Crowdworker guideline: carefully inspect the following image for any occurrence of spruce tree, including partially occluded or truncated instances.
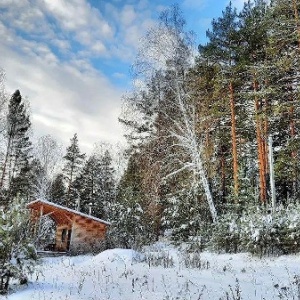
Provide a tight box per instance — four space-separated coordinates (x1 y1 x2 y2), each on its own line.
75 151 116 218
0 198 37 294
74 155 100 215
62 133 85 208
97 150 115 208
0 90 32 204
49 173 66 205
111 153 155 248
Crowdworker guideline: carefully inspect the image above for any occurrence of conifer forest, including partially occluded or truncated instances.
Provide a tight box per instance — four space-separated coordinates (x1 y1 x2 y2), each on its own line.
118 0 300 254
2 0 300 295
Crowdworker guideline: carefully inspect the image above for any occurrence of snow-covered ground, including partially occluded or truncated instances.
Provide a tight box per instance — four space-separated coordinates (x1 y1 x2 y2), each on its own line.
2 243 300 299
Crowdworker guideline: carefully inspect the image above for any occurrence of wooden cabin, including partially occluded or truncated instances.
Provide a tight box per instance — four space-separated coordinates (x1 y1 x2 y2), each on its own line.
27 199 110 254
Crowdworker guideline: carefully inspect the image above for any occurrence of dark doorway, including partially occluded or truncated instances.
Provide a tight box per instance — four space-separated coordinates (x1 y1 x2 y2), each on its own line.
67 229 72 250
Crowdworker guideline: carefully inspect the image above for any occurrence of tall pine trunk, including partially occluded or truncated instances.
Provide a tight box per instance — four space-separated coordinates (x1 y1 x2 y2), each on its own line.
291 0 299 195
229 81 239 200
254 77 267 204
293 0 300 48
220 145 226 204
289 105 297 195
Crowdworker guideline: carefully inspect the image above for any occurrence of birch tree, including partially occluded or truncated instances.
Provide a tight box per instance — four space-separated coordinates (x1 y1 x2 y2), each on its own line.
32 135 63 199
125 5 218 222
163 73 218 222
0 69 8 134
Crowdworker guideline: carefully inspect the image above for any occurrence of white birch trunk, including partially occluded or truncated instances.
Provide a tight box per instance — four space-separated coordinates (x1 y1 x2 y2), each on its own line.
268 135 276 212
170 78 218 223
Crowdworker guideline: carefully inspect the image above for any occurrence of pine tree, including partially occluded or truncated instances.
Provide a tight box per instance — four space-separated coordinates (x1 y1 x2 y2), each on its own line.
188 61 229 209
198 2 240 200
233 0 270 204
62 133 85 208
267 0 300 202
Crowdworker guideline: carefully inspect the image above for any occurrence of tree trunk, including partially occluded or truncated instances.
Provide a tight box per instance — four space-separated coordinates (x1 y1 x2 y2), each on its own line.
289 105 297 195
174 79 218 222
0 274 10 295
196 153 218 223
254 78 267 204
229 81 239 200
292 0 299 196
269 135 276 212
220 145 226 205
263 98 269 175
293 0 300 48
66 166 74 207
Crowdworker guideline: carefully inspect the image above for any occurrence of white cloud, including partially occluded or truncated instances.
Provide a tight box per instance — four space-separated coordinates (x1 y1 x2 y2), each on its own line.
43 0 90 31
91 42 107 55
113 72 126 79
0 0 163 153
103 1 157 58
0 42 125 153
0 2 53 37
51 39 71 52
42 0 114 50
120 5 137 26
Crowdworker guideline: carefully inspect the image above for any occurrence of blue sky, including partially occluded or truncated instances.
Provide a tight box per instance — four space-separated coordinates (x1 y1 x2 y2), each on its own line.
0 0 246 153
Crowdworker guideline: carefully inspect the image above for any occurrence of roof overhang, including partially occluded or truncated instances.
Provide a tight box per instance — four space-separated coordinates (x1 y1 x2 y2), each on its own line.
27 199 111 226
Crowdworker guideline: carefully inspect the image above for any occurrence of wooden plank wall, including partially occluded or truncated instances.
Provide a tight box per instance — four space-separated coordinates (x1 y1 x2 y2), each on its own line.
69 216 107 253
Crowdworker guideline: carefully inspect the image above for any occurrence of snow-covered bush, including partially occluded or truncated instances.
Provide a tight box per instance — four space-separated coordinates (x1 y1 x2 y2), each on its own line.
144 251 174 268
181 251 210 269
0 198 37 294
210 210 241 253
106 188 156 250
162 193 211 247
239 207 275 256
211 204 300 256
35 215 56 251
240 205 300 255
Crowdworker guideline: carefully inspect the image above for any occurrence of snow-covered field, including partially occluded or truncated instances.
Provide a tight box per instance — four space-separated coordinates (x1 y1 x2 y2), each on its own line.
2 243 300 299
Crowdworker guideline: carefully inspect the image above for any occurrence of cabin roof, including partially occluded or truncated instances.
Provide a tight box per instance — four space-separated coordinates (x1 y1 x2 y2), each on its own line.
27 199 111 226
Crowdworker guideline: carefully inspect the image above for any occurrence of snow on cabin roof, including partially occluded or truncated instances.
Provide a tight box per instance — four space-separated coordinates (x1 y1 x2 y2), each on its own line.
27 199 111 226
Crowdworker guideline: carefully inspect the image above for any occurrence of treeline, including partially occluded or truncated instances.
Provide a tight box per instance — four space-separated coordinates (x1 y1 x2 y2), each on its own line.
116 0 300 249
2 0 300 254
0 86 120 294
0 88 116 220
